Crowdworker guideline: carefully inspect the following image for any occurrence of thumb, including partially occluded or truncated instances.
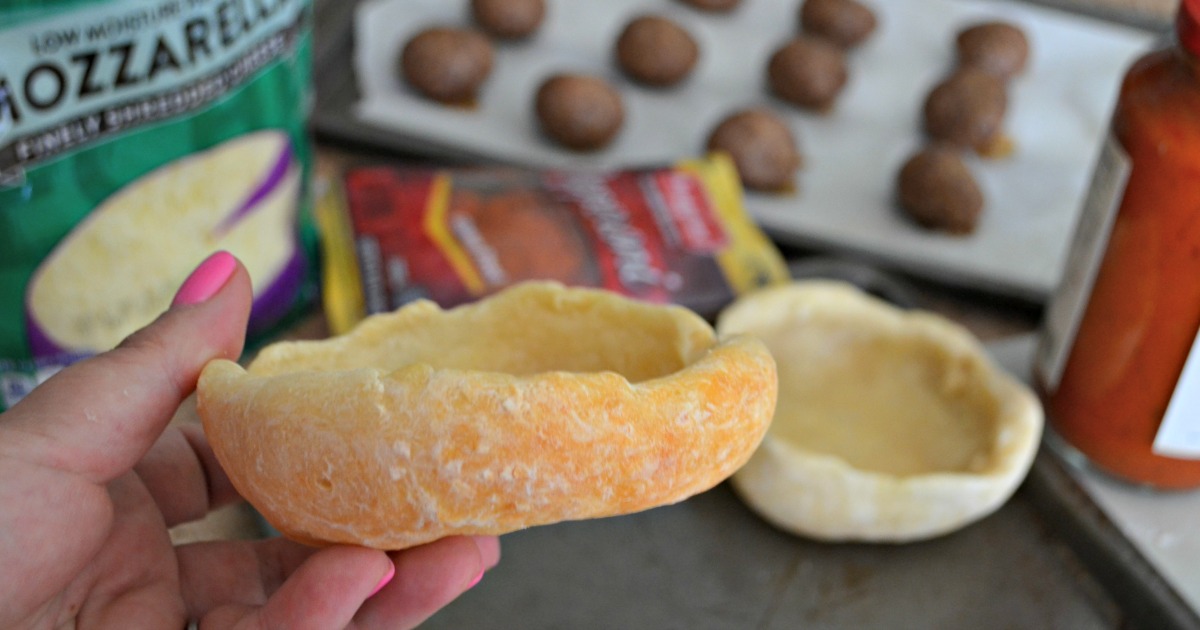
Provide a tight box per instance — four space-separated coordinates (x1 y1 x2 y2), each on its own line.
2 251 252 484
202 547 393 630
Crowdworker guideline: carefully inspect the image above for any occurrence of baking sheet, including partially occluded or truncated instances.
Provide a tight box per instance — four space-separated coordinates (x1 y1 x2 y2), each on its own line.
992 334 1200 626
351 0 1154 301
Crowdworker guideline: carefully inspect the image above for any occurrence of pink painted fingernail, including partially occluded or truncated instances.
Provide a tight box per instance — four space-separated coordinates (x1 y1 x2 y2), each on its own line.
369 562 396 598
172 251 237 307
467 568 484 590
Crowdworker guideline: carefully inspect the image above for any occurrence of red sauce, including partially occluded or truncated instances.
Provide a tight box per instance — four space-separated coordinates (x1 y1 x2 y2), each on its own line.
1039 4 1200 489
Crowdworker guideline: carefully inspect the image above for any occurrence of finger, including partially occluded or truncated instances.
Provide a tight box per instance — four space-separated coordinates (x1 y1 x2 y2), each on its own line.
356 536 486 629
183 543 390 630
177 537 313 617
179 534 495 629
179 536 379 618
2 252 251 484
472 535 502 571
135 423 241 527
255 546 391 630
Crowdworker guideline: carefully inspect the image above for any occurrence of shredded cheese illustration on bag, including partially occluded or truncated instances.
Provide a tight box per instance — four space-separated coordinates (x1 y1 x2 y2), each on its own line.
26 131 302 354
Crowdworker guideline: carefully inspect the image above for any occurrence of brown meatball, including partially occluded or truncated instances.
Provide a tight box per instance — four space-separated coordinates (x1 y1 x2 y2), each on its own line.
956 21 1030 80
677 0 742 12
768 36 848 112
922 67 1007 152
400 27 494 104
471 0 546 40
615 15 700 87
896 146 983 235
706 109 802 192
535 74 625 151
799 0 878 49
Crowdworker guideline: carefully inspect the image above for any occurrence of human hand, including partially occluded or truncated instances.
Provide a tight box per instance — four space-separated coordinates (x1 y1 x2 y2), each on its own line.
0 251 500 629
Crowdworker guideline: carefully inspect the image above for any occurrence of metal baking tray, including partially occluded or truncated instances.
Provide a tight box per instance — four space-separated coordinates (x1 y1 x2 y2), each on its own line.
306 2 1192 627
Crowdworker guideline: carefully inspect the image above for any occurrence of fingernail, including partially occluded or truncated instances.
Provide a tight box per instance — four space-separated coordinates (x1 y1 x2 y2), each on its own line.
467 568 484 590
172 251 237 307
369 561 396 598
471 535 501 570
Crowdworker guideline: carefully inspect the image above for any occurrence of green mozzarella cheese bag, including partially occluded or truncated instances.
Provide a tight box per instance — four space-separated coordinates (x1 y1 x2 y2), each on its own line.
0 0 319 409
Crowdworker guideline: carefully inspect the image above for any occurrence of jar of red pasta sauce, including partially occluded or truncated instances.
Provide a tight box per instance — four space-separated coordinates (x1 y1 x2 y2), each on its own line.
1034 0 1200 489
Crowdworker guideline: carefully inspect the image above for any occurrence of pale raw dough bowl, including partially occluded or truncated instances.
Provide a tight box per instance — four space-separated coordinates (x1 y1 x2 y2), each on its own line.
717 281 1043 543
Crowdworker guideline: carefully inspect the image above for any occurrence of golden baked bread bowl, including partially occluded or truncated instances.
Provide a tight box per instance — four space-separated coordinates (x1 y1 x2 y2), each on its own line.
717 281 1042 542
198 282 777 549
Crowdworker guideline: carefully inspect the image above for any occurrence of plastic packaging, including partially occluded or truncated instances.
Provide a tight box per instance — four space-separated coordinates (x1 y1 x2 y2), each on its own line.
318 153 789 334
0 0 319 371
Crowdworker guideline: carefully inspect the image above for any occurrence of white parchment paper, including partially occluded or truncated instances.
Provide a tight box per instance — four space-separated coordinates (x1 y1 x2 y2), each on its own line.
353 0 1154 300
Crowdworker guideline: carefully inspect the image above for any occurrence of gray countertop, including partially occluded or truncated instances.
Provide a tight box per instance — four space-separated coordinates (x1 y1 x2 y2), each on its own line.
423 482 1118 629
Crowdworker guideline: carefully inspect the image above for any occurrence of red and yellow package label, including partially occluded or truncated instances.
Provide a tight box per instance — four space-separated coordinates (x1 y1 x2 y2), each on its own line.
321 153 787 333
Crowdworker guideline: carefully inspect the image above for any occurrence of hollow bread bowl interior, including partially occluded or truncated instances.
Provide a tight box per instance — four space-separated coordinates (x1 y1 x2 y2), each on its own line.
717 280 1042 542
247 281 714 380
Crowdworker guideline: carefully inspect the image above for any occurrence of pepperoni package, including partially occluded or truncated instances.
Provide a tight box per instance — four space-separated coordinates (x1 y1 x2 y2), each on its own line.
319 154 789 333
